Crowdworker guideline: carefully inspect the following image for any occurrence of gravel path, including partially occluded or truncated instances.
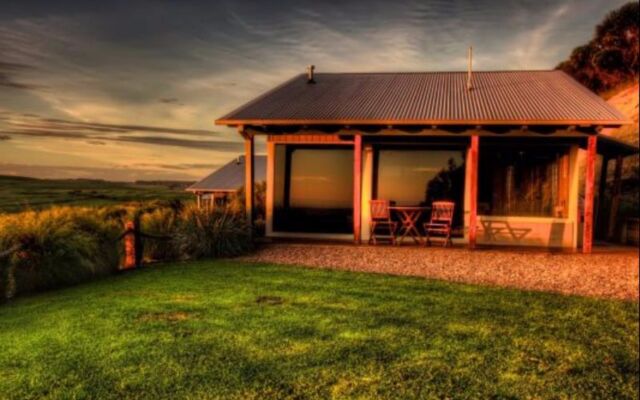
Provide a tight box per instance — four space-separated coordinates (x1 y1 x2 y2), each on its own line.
240 244 639 301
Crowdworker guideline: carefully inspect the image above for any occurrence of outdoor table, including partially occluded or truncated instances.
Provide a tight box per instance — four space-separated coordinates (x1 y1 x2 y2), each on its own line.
389 206 430 245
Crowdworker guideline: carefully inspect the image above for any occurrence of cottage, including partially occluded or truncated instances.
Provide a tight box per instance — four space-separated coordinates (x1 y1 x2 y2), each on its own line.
187 155 266 208
216 66 636 252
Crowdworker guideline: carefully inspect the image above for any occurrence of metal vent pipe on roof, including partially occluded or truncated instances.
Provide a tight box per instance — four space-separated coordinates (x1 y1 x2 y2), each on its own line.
306 65 315 84
467 46 473 91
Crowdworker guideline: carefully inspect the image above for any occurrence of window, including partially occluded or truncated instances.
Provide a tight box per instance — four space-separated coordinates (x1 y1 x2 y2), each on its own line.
374 148 466 228
274 146 353 233
478 146 570 217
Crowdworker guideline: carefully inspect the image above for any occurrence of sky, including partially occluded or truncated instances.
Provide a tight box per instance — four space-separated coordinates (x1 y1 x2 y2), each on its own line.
0 0 629 182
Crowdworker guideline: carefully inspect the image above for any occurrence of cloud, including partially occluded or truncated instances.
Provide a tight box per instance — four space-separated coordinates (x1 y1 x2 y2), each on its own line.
0 110 250 153
132 162 221 171
0 110 224 139
107 135 244 151
0 128 89 139
1 128 244 151
0 0 624 181
505 3 572 68
0 162 197 182
0 134 11 141
0 61 42 90
29 117 222 136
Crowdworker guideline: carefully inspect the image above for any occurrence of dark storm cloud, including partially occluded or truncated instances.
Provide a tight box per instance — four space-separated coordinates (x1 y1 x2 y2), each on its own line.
0 134 11 141
159 98 179 104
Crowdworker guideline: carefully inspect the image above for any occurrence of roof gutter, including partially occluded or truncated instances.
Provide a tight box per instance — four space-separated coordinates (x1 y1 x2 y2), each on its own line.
216 119 631 127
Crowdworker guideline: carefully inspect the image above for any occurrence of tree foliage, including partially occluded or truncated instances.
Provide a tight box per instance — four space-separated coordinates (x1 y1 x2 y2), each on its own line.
557 2 639 92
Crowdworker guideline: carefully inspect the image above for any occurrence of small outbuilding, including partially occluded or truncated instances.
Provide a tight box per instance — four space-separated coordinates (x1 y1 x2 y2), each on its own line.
187 155 266 208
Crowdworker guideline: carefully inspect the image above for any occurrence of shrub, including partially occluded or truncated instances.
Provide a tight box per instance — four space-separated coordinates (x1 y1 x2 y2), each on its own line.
174 204 252 259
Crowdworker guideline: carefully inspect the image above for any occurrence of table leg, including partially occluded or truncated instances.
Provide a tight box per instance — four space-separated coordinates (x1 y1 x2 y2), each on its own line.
398 211 423 245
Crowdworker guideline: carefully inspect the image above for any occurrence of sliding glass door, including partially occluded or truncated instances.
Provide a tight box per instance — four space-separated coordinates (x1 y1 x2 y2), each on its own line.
274 146 353 233
374 147 466 230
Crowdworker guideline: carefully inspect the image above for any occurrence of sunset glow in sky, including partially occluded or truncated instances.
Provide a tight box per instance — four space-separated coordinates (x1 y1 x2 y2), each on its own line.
0 0 628 181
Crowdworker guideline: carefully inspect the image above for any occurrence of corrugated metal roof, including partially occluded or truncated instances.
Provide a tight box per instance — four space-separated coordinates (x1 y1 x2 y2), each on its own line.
217 71 629 126
187 155 266 192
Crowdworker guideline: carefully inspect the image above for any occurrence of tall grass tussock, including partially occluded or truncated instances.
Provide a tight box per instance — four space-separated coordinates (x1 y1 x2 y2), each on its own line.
174 204 252 259
0 207 121 298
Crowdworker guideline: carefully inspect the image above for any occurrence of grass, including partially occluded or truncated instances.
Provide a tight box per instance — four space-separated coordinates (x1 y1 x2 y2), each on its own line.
0 261 637 399
0 175 192 213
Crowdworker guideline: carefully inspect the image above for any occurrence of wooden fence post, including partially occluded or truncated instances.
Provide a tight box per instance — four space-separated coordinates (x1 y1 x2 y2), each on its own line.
123 221 136 270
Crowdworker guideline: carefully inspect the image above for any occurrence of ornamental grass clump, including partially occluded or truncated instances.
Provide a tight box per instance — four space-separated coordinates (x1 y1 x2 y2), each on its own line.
0 207 120 299
140 206 181 261
174 204 252 259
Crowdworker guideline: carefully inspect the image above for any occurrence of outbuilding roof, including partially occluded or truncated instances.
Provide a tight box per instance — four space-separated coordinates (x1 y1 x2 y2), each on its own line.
217 70 629 126
187 155 267 193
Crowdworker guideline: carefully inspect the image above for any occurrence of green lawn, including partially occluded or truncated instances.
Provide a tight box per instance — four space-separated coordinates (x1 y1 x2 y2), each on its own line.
0 175 192 213
0 261 637 399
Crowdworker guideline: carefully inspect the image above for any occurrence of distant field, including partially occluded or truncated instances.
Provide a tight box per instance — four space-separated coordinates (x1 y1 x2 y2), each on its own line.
0 175 194 213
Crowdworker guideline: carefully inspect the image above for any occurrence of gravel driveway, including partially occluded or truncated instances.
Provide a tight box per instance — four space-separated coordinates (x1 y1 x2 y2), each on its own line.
240 243 639 301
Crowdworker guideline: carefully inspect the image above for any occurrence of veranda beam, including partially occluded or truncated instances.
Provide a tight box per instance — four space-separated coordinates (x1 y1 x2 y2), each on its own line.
583 135 597 253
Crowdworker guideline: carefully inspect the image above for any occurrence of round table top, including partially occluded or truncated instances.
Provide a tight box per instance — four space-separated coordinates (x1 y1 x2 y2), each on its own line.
388 206 430 211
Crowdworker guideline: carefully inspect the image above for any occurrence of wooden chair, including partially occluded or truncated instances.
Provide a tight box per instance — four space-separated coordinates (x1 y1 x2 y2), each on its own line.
369 200 398 245
424 201 455 247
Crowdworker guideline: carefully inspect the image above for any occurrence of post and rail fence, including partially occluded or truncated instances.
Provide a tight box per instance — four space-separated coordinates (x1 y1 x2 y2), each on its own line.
117 220 172 270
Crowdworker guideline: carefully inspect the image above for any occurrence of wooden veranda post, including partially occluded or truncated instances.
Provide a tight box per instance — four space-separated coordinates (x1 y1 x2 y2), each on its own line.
468 135 479 249
242 128 255 230
353 134 362 244
607 155 623 241
583 135 597 254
